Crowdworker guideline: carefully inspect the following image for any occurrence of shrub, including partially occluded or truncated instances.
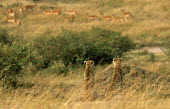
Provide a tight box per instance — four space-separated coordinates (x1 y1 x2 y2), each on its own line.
34 27 135 66
0 42 38 89
0 30 12 45
43 61 68 75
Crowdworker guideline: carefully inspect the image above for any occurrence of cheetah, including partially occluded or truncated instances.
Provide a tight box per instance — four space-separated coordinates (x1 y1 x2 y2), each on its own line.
110 58 123 88
81 60 97 101
105 58 123 100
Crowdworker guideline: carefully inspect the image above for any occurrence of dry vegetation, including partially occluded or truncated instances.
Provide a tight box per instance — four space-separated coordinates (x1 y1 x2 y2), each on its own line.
0 0 170 109
0 61 170 109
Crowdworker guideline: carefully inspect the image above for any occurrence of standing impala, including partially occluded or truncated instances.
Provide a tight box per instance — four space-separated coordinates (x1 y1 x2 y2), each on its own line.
121 9 133 21
112 16 124 23
100 13 113 21
43 9 53 15
65 11 77 16
52 9 61 15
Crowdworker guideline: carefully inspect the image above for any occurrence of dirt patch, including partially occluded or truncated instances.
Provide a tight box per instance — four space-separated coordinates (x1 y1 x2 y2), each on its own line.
133 46 165 54
144 47 164 53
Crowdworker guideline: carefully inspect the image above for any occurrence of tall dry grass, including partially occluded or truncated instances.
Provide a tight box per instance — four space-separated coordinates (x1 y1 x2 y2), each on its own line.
0 60 169 109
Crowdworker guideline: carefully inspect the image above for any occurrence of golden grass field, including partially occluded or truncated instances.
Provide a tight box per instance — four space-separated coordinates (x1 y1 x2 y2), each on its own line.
0 0 170 108
0 60 170 109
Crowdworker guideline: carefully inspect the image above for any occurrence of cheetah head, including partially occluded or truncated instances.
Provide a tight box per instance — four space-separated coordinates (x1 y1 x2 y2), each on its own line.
113 58 122 67
84 60 94 68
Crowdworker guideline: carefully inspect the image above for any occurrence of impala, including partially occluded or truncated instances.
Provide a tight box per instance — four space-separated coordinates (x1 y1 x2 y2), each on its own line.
65 11 77 16
64 16 73 22
100 13 113 21
43 9 53 15
112 16 124 23
121 9 133 21
52 9 61 15
25 4 37 11
87 15 97 21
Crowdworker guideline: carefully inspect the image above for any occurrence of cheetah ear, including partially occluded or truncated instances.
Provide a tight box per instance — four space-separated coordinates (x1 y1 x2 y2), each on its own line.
84 61 86 64
92 61 94 65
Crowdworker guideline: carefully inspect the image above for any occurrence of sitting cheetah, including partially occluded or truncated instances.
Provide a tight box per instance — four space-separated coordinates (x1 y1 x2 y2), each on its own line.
105 58 123 100
81 60 97 101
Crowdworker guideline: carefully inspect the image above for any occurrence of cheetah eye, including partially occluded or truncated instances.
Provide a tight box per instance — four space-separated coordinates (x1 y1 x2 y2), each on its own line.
91 61 94 65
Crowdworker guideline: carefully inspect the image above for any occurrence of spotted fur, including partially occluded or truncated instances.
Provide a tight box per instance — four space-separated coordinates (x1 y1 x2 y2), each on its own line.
110 58 122 87
105 58 123 100
82 60 96 101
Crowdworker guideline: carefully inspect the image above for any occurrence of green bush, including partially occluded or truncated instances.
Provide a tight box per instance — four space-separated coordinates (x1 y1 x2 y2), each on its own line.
0 42 38 89
43 61 68 75
34 27 135 66
0 30 12 45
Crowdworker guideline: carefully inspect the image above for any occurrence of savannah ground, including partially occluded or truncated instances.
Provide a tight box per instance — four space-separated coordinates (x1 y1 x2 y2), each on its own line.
0 0 170 109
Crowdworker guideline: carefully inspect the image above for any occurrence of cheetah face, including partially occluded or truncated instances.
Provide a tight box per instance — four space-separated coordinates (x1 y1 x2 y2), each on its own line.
113 58 122 67
84 60 94 68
